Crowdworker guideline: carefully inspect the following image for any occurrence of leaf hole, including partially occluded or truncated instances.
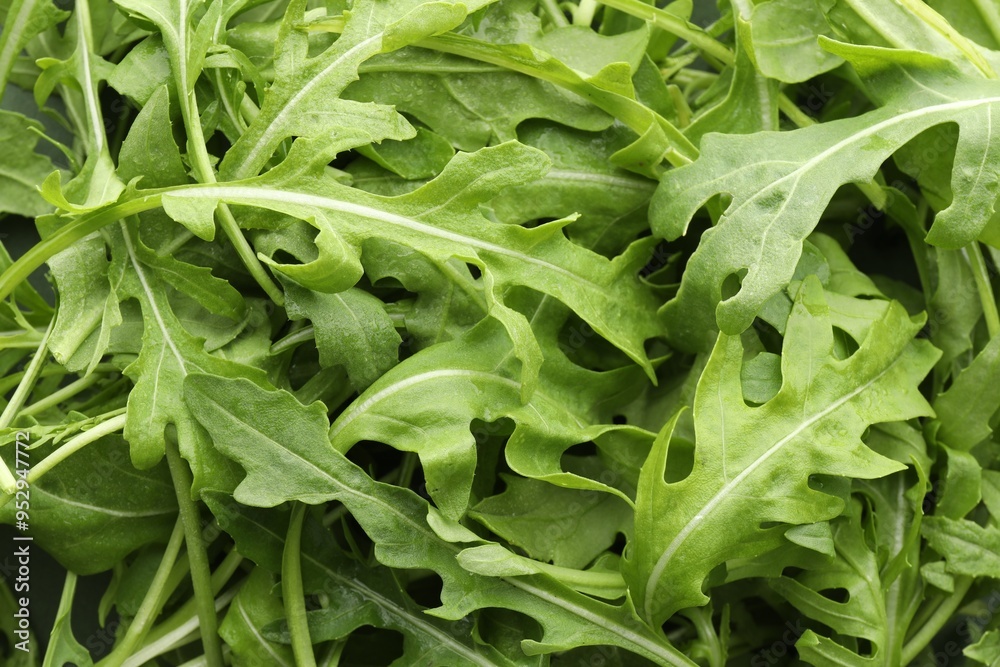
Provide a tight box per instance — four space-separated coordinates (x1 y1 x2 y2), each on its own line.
857 638 873 657
831 326 859 360
405 572 444 609
562 441 598 458
477 608 543 648
345 440 403 483
663 436 695 484
612 414 627 425
720 268 748 302
817 587 850 604
465 262 483 280
268 249 300 265
340 626 404 665
609 531 627 556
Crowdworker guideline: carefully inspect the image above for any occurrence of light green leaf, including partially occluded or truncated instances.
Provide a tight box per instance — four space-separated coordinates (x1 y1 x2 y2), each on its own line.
934 334 1000 450
327 316 648 518
108 221 268 491
624 279 937 624
935 445 982 520
282 280 400 391
47 232 122 374
163 141 662 381
966 629 1000 667
218 567 295 667
0 0 67 100
654 63 1000 350
489 123 656 257
117 85 188 190
220 0 499 180
746 0 843 83
923 517 1000 578
471 471 632 569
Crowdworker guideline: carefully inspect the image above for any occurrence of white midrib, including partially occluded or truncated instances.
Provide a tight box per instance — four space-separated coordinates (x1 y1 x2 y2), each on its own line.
883 477 908 659
176 0 189 99
330 369 485 440
643 355 901 620
235 597 293 667
169 186 591 286
120 223 187 372
328 368 586 442
235 34 383 178
545 169 656 191
725 95 1000 225
36 487 175 518
507 579 695 667
77 11 104 154
333 575 499 666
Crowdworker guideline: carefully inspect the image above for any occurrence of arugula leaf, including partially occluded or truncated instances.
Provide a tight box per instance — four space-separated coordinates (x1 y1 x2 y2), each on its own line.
185 373 697 666
624 278 937 624
206 495 527 667
0 111 57 216
655 59 1000 350
6 0 1000 662
0 0 67 99
217 567 296 667
0 435 176 574
162 140 662 382
219 0 497 180
281 280 400 392
107 221 268 490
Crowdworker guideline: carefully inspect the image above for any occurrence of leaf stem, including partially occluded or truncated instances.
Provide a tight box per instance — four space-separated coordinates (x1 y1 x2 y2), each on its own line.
683 607 725 667
123 587 238 667
539 0 569 27
43 571 81 666
19 372 104 418
0 319 53 493
897 0 997 79
595 0 734 65
0 319 53 429
97 518 187 667
283 503 317 667
270 325 316 356
573 0 598 26
0 193 163 304
174 31 284 306
965 242 1000 338
900 576 973 664
531 560 626 596
134 549 244 658
28 412 127 483
165 434 225 667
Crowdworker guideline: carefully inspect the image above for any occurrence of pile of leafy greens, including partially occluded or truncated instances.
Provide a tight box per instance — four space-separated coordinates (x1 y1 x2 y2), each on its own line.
4 0 1000 664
